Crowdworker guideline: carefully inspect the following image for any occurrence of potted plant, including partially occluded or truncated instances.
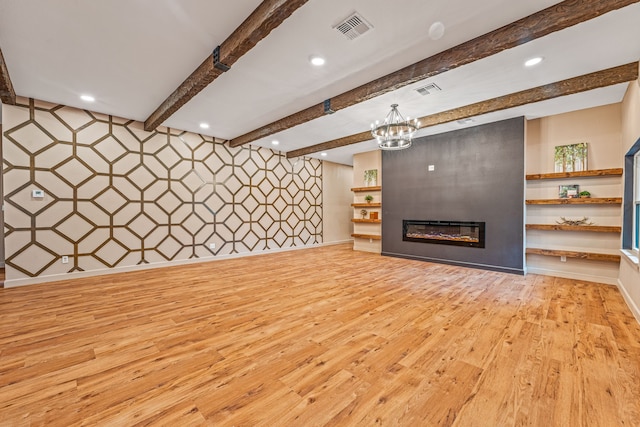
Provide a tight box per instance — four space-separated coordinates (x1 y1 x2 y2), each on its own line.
364 195 374 203
360 209 368 219
579 190 591 198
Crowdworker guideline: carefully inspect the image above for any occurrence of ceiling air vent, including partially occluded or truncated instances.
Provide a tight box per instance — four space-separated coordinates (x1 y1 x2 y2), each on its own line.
415 83 442 96
334 12 373 40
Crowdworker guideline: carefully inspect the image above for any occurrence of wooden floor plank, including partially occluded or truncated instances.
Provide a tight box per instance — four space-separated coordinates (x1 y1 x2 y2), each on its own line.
0 244 639 425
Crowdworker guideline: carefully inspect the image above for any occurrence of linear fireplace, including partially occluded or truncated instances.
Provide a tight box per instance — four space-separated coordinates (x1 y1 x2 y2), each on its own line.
403 220 485 248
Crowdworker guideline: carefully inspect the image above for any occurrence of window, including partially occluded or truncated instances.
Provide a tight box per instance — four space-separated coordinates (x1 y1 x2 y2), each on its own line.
623 138 640 254
634 152 640 252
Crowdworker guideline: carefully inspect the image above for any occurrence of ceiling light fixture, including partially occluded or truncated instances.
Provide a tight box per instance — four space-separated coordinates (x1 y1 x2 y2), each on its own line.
310 55 326 66
80 94 95 102
321 152 327 157
371 104 418 150
199 123 210 129
271 140 279 145
524 56 543 67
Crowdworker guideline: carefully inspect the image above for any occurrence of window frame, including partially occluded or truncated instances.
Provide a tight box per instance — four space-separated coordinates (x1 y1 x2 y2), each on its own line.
623 138 640 255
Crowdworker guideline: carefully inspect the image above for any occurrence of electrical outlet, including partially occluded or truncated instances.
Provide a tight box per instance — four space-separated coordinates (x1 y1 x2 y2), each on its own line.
209 243 216 250
428 165 435 171
62 256 69 264
560 255 567 262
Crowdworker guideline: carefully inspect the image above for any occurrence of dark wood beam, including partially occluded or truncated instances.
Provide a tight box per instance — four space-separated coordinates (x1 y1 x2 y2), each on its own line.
231 0 640 148
286 62 638 158
0 45 16 105
144 0 309 131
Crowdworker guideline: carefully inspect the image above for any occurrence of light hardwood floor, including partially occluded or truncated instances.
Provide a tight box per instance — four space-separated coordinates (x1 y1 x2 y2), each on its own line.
1 244 639 426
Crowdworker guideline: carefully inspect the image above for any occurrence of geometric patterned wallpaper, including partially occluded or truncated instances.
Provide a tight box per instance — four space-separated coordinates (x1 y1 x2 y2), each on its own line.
2 98 322 280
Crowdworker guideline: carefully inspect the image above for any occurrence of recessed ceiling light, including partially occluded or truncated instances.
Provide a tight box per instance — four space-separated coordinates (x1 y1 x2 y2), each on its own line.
199 123 210 129
80 94 95 102
524 57 543 67
320 152 328 157
271 140 279 145
310 56 326 66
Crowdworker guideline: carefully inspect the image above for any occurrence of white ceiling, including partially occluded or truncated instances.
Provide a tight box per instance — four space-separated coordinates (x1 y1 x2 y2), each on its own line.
1 0 639 165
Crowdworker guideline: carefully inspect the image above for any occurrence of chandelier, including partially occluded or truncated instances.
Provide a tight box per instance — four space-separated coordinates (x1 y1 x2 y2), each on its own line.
371 104 419 150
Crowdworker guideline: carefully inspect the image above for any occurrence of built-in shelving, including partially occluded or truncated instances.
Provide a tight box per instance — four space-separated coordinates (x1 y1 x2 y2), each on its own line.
351 202 382 208
526 224 621 233
525 165 623 277
352 219 382 223
525 168 623 180
351 233 381 240
350 186 382 192
525 197 622 205
526 248 620 263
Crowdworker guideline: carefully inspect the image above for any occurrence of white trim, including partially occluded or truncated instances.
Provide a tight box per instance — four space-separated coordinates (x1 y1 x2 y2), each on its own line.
526 267 618 285
620 249 640 270
3 243 328 288
617 278 640 325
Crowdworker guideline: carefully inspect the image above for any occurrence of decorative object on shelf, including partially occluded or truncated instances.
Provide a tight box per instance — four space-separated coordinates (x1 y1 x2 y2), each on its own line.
579 190 591 198
556 216 594 226
554 142 588 172
360 209 368 219
364 194 374 203
370 211 379 220
364 169 378 186
371 104 418 150
558 184 579 198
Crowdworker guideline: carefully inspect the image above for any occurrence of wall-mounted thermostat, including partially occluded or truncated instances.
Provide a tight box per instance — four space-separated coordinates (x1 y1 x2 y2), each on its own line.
32 189 45 198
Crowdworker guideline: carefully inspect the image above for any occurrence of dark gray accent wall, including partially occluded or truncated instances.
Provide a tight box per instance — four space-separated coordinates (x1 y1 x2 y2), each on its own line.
382 117 525 274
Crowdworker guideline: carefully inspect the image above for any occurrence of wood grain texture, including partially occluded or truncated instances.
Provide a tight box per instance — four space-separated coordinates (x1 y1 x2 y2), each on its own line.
526 247 621 262
233 0 640 148
351 186 382 192
144 0 309 131
0 46 16 105
350 233 382 240
526 197 622 205
351 219 382 223
1 244 638 425
526 224 621 233
287 63 639 158
526 168 623 180
351 202 382 208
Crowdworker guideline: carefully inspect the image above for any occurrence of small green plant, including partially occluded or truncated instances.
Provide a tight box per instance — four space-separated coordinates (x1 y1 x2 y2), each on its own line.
579 190 591 198
364 195 374 203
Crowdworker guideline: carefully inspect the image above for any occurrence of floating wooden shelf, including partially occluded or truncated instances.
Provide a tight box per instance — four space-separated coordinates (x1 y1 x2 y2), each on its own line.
525 197 622 205
526 248 620 262
351 233 382 240
526 224 621 233
351 202 382 208
526 168 623 180
352 219 382 223
351 186 382 192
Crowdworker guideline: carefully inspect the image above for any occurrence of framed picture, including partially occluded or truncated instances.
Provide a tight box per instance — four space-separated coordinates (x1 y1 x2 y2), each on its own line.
554 143 588 172
559 184 579 198
364 169 378 186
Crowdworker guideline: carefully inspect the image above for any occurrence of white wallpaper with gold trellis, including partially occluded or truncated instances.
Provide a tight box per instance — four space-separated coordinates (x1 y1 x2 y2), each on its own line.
2 98 322 281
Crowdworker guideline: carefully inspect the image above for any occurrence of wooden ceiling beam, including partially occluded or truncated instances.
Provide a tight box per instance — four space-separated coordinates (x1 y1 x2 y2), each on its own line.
0 45 16 105
286 62 639 158
231 0 640 148
144 0 309 131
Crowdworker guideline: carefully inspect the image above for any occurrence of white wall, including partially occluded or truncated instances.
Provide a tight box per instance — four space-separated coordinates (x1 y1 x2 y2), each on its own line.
525 104 623 284
619 77 640 323
322 161 353 244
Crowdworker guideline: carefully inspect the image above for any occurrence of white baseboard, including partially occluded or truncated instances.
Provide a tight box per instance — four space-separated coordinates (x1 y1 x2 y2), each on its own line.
617 279 640 325
526 267 618 285
3 243 328 288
